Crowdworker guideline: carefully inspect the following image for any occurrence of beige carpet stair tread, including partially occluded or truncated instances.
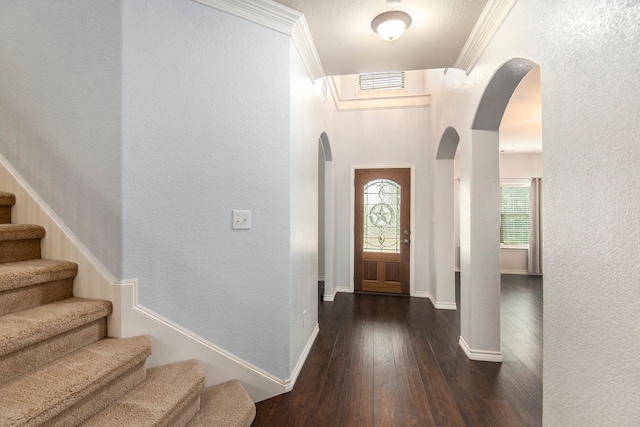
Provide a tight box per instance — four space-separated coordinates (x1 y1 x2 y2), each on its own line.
0 192 16 206
0 297 112 356
0 335 152 426
83 359 206 427
0 317 107 386
0 223 45 241
0 259 78 292
0 190 252 427
186 380 256 427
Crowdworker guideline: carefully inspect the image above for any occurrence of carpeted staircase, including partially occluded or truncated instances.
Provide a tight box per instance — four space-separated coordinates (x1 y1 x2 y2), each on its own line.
0 191 256 426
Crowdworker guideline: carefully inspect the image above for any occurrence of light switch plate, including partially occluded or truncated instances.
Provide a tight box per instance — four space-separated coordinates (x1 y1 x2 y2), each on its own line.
232 210 251 230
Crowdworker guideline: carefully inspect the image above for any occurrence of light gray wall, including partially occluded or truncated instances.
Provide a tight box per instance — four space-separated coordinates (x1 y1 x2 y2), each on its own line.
318 144 325 278
500 153 542 178
0 0 123 276
429 0 640 424
332 107 431 294
453 153 543 273
288 41 333 372
122 0 293 379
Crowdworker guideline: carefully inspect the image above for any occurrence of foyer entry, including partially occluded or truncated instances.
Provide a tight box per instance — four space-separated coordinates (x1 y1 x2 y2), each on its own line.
354 168 410 295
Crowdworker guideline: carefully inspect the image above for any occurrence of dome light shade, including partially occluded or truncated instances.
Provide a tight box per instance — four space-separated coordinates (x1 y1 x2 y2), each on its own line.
371 11 412 41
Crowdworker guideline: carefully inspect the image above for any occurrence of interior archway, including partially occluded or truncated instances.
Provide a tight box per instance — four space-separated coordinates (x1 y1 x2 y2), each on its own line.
432 127 460 309
458 58 539 362
318 132 335 301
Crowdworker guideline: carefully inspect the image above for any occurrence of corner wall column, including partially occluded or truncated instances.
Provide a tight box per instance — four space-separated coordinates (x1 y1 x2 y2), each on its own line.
434 159 456 308
459 129 502 361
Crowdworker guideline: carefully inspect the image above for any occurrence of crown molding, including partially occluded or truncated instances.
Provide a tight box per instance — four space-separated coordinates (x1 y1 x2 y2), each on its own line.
291 15 325 81
192 0 325 81
454 0 518 74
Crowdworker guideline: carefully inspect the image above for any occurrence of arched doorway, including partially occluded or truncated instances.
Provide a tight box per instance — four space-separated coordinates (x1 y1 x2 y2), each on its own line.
432 127 460 309
459 58 540 362
318 132 335 301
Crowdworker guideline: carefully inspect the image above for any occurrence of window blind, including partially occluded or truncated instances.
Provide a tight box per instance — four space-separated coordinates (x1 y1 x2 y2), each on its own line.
359 71 405 92
500 186 530 245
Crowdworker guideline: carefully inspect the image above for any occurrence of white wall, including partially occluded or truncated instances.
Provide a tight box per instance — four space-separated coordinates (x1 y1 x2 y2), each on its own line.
122 0 294 380
501 153 543 274
429 0 640 424
454 153 542 274
453 153 543 273
318 144 325 278
0 0 123 276
288 41 334 375
500 153 542 178
332 107 431 295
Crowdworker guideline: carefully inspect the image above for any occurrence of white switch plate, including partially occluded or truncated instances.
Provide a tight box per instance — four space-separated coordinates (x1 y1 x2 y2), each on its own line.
232 210 251 230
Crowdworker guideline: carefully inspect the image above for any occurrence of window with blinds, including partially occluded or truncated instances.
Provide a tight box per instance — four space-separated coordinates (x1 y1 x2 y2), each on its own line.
500 186 530 245
359 71 405 92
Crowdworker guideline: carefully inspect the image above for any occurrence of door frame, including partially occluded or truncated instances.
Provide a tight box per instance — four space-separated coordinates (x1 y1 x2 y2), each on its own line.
349 164 416 296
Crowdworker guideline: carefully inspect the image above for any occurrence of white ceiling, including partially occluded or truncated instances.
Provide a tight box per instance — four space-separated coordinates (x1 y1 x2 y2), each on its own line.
270 0 541 154
500 66 543 153
273 0 489 76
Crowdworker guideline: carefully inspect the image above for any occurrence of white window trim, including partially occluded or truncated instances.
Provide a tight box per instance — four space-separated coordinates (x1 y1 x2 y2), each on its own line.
500 179 531 247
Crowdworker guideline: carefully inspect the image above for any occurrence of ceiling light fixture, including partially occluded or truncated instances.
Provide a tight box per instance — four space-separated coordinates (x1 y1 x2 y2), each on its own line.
371 10 412 42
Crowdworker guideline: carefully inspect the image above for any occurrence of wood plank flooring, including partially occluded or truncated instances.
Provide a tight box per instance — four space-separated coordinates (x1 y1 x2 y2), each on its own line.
253 274 542 426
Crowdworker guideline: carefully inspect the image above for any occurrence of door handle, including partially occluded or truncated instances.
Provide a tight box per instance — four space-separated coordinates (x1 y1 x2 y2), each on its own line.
402 239 410 244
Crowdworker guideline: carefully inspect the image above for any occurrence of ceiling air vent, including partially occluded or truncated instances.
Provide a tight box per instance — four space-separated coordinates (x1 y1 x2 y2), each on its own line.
359 71 405 92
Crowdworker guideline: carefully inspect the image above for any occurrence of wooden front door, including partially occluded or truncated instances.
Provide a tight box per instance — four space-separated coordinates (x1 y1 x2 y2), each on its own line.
355 168 410 295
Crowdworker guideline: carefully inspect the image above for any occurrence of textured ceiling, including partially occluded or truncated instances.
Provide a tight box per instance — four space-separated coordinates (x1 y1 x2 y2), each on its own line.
273 0 489 76
271 0 541 153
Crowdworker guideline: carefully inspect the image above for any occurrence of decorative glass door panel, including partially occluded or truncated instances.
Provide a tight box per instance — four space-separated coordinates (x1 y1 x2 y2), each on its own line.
364 179 401 253
355 169 410 295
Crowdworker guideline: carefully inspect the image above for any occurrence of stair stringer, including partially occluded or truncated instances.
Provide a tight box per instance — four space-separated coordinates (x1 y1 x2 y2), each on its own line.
0 153 121 332
117 281 286 402
0 152 286 403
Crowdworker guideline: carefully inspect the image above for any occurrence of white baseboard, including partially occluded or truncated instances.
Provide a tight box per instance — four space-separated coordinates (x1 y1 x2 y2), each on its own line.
323 284 341 302
335 286 351 294
285 323 319 392
501 269 530 275
459 336 503 362
117 281 286 402
0 153 289 403
413 290 431 299
414 291 457 310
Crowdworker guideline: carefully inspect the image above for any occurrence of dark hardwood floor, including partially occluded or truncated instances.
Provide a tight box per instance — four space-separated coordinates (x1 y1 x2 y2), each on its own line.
253 274 542 426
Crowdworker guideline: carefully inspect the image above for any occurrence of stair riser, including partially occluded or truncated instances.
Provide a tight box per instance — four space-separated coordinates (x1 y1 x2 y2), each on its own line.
0 206 11 224
171 395 202 427
0 240 41 263
0 318 107 386
46 362 148 427
0 278 74 316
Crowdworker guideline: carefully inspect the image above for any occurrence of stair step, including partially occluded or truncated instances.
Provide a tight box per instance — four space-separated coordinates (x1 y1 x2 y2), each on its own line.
0 297 111 357
0 224 45 263
185 380 256 427
0 335 152 426
83 359 206 427
0 259 77 316
0 316 108 386
0 192 16 224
